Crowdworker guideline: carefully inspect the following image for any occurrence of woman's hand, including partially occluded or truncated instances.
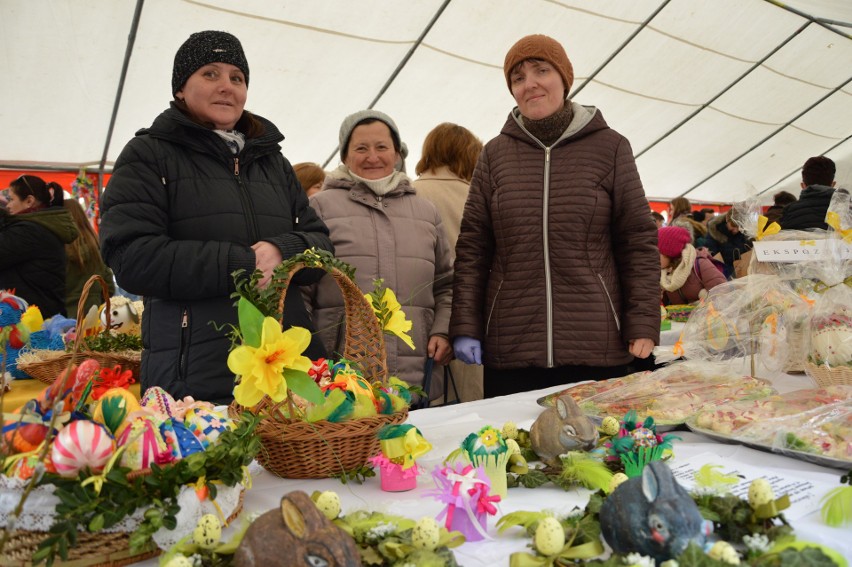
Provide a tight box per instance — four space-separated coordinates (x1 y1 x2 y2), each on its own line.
251 241 283 289
629 338 655 359
428 335 453 366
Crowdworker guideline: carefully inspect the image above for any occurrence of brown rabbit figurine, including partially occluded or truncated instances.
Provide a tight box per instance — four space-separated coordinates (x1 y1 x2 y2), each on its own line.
234 490 361 567
530 394 599 466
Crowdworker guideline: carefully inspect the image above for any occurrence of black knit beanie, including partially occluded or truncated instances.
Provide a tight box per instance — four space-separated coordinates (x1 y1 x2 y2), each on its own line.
172 31 249 95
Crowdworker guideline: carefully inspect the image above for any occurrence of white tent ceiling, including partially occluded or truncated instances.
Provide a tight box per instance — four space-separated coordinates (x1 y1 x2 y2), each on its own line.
2 0 851 204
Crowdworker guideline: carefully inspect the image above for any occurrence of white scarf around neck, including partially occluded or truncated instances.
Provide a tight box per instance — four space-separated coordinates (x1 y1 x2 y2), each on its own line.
348 169 406 196
660 243 697 292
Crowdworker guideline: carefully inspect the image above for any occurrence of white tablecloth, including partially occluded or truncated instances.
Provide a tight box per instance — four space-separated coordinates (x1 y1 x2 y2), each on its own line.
135 370 851 565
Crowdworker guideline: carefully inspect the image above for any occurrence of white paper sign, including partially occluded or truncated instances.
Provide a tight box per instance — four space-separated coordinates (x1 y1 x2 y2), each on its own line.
669 452 836 521
753 239 852 263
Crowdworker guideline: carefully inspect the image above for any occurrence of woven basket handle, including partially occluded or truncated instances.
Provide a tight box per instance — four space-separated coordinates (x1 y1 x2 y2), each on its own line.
275 262 388 384
76 274 112 336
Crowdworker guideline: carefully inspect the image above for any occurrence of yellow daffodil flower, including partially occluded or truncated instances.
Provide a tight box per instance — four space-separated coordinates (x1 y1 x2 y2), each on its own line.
366 286 415 350
227 318 312 407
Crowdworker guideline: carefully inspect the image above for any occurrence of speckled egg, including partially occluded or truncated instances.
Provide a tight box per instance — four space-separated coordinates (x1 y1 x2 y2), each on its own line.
810 315 852 367
630 427 658 448
600 416 620 437
192 513 222 549
314 491 341 520
708 540 741 564
51 420 115 478
411 517 441 551
534 516 565 556
609 472 629 493
92 388 141 437
163 556 194 567
748 478 775 509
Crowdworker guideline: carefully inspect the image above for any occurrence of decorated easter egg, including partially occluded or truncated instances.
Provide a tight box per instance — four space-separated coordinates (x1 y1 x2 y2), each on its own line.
163 556 194 567
534 516 565 556
630 427 658 448
160 419 204 460
92 388 141 437
51 420 115 478
117 417 173 470
411 517 441 551
609 472 629 493
193 514 222 549
184 408 233 447
140 386 177 419
810 314 852 367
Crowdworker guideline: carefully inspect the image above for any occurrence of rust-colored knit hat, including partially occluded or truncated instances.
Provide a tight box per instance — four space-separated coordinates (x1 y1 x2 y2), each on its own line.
503 34 574 96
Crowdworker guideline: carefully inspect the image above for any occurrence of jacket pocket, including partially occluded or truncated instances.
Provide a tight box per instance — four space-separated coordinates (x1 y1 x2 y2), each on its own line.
485 279 504 337
177 306 191 382
596 273 620 332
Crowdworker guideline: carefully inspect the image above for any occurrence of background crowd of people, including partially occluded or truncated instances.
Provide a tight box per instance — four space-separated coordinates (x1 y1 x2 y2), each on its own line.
2 29 846 408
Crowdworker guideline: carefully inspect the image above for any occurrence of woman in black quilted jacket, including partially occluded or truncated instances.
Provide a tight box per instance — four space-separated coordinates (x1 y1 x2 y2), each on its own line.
100 31 333 404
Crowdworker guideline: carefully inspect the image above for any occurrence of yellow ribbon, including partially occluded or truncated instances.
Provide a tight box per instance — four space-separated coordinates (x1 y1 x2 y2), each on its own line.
799 240 816 246
826 211 852 243
380 427 432 469
756 215 781 241
753 494 791 521
2 442 45 477
509 539 605 566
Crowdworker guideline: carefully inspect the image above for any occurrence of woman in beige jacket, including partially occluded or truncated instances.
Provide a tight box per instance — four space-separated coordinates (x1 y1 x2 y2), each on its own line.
413 123 484 402
308 110 454 398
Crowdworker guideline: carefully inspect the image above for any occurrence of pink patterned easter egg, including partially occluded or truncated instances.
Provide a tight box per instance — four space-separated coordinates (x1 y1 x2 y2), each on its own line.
51 420 116 478
117 417 174 470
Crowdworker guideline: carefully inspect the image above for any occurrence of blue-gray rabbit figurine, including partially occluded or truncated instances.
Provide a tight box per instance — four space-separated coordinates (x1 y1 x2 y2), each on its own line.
599 461 711 563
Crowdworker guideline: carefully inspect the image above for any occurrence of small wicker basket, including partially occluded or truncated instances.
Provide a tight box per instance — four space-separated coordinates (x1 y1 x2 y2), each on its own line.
804 361 852 387
17 276 141 384
229 261 408 479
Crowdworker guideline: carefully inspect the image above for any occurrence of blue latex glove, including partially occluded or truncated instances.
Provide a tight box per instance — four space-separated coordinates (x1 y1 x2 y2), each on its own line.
453 336 482 365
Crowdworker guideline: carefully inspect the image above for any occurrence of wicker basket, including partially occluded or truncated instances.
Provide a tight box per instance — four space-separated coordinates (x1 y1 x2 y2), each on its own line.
17 275 141 384
804 361 852 387
1 488 245 567
230 262 408 479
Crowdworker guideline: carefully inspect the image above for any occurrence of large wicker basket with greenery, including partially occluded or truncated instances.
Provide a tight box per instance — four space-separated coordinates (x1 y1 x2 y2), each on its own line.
228 251 409 479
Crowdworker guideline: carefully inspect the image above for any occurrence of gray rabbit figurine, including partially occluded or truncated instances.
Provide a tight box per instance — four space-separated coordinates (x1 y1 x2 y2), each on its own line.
599 461 711 563
530 394 599 466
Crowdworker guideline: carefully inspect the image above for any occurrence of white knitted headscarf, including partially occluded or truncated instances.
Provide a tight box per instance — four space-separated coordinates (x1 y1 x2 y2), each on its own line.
660 243 697 292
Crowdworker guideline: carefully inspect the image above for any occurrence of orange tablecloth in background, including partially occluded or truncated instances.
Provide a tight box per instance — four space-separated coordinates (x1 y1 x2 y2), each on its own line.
3 379 141 411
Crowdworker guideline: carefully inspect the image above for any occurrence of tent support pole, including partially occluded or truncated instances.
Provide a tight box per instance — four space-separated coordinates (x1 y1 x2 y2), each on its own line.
322 0 452 169
96 0 145 213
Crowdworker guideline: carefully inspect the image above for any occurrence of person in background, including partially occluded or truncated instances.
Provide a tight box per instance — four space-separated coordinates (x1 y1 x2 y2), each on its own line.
0 175 78 317
293 162 326 198
413 122 484 401
667 196 705 243
307 110 454 398
689 210 709 249
651 211 665 229
451 34 659 398
779 156 837 230
63 199 115 317
658 226 726 305
100 31 333 404
764 190 797 225
705 209 752 279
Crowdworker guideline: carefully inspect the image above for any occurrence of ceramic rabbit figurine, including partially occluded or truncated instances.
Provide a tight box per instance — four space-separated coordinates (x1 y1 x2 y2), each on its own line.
234 490 360 567
599 461 710 563
530 393 599 466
